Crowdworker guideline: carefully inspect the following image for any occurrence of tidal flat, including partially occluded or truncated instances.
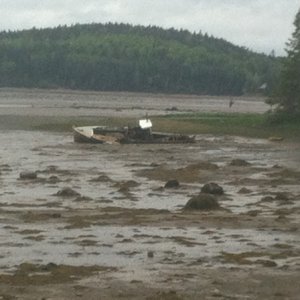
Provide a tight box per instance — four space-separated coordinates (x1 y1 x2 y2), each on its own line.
0 88 299 299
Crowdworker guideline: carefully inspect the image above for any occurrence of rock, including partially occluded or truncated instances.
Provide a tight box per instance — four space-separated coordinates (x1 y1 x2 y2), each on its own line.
261 196 274 202
0 164 12 172
257 259 277 267
185 194 220 210
166 106 178 111
122 180 140 188
201 183 224 195
238 187 252 194
230 159 250 166
164 179 180 189
275 192 289 201
47 175 61 183
51 213 61 218
19 171 37 180
272 164 282 169
89 175 112 183
42 262 58 271
56 187 80 197
147 251 154 258
246 210 261 217
114 180 140 190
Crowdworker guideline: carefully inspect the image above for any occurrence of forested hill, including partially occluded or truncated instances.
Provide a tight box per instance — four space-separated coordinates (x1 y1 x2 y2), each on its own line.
0 23 281 95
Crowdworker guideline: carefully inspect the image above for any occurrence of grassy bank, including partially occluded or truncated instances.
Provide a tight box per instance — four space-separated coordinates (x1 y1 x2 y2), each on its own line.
154 112 300 140
1 112 299 140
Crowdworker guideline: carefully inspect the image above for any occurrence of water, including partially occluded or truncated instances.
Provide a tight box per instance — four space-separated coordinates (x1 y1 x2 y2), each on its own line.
0 89 299 283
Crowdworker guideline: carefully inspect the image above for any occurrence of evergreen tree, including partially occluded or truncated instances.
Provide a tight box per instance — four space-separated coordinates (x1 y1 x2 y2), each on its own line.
275 9 300 112
0 23 280 96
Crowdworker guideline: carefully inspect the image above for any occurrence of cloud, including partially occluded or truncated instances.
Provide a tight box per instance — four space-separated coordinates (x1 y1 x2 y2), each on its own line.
0 0 299 55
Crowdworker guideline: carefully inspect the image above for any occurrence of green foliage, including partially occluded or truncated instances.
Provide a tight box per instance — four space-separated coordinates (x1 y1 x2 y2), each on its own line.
161 112 299 139
0 23 280 95
1 111 298 139
272 9 300 112
266 111 300 126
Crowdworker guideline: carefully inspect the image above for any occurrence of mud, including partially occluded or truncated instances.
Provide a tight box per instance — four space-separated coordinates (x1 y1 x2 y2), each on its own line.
0 89 299 299
0 88 269 119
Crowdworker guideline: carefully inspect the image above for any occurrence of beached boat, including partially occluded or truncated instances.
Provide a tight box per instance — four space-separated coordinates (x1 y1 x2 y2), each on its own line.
73 119 195 144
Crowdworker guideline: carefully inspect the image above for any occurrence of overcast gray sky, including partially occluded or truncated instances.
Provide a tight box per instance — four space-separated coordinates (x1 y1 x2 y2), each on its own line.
0 0 299 56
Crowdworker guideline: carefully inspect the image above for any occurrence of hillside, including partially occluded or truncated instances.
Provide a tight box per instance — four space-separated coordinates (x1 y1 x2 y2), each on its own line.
0 23 281 95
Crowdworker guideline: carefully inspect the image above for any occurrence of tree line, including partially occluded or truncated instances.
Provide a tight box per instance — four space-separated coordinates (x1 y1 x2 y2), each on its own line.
0 23 281 96
270 8 300 114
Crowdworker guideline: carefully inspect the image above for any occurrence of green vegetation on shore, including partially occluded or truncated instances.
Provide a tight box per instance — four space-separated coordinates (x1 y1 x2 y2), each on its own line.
0 23 280 95
1 112 298 140
156 112 300 139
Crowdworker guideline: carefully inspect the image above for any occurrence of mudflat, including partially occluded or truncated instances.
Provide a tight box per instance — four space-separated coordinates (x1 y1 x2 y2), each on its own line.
0 89 299 299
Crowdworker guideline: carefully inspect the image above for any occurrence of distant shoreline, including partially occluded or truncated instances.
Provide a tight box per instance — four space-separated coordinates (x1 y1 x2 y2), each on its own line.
0 87 266 103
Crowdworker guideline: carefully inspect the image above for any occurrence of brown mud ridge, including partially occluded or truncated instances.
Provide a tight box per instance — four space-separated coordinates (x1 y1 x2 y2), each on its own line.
0 129 299 299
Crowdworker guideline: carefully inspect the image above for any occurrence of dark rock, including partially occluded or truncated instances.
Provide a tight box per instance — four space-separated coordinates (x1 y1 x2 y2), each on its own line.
56 187 80 197
201 183 224 195
19 171 37 180
147 251 154 258
122 180 140 188
246 210 261 217
277 200 294 207
272 164 282 169
275 192 289 201
47 175 61 183
185 194 220 210
89 175 112 183
51 213 61 218
150 163 160 167
238 187 252 194
164 179 180 189
0 164 12 172
257 259 277 267
42 262 58 271
166 106 178 111
114 180 140 190
261 196 274 202
230 159 250 166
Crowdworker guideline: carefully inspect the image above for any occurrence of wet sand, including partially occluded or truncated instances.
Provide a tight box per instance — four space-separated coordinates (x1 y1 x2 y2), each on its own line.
0 88 269 118
0 89 299 299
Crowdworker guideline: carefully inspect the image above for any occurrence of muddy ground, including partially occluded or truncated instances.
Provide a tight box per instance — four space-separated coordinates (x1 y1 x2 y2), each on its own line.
0 89 299 299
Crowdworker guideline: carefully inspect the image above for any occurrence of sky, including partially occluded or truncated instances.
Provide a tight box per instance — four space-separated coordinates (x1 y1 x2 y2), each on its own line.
0 0 299 56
